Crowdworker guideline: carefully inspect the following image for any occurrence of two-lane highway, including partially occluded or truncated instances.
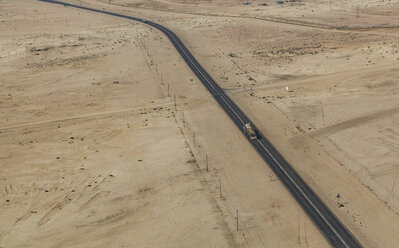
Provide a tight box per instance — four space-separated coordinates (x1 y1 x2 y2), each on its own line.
38 1 363 247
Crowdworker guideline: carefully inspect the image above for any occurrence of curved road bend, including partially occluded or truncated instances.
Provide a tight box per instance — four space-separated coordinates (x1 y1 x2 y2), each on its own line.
38 1 363 247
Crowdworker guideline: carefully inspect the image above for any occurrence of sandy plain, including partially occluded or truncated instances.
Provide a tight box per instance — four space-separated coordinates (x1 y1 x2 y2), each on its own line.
1 0 399 247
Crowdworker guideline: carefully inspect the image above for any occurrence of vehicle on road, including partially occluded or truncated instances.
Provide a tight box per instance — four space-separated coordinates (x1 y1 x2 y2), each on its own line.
243 123 257 140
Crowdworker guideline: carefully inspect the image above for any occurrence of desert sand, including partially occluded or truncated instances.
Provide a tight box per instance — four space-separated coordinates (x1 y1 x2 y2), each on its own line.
1 0 399 247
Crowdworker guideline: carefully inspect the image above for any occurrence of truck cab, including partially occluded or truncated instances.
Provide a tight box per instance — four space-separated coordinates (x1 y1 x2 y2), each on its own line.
243 123 257 140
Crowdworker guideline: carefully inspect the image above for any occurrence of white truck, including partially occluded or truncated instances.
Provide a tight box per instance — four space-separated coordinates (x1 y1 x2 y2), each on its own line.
243 123 257 140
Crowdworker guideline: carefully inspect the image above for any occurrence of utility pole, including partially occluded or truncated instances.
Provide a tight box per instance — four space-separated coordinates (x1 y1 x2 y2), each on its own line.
219 179 222 198
206 155 209 172
174 94 176 110
236 209 239 231
167 84 170 97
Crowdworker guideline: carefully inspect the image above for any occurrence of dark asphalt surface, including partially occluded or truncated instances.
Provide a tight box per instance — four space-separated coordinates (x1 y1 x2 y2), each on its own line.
38 1 364 247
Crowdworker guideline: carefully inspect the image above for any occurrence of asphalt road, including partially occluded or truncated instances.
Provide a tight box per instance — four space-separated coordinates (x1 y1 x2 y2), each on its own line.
38 1 364 247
